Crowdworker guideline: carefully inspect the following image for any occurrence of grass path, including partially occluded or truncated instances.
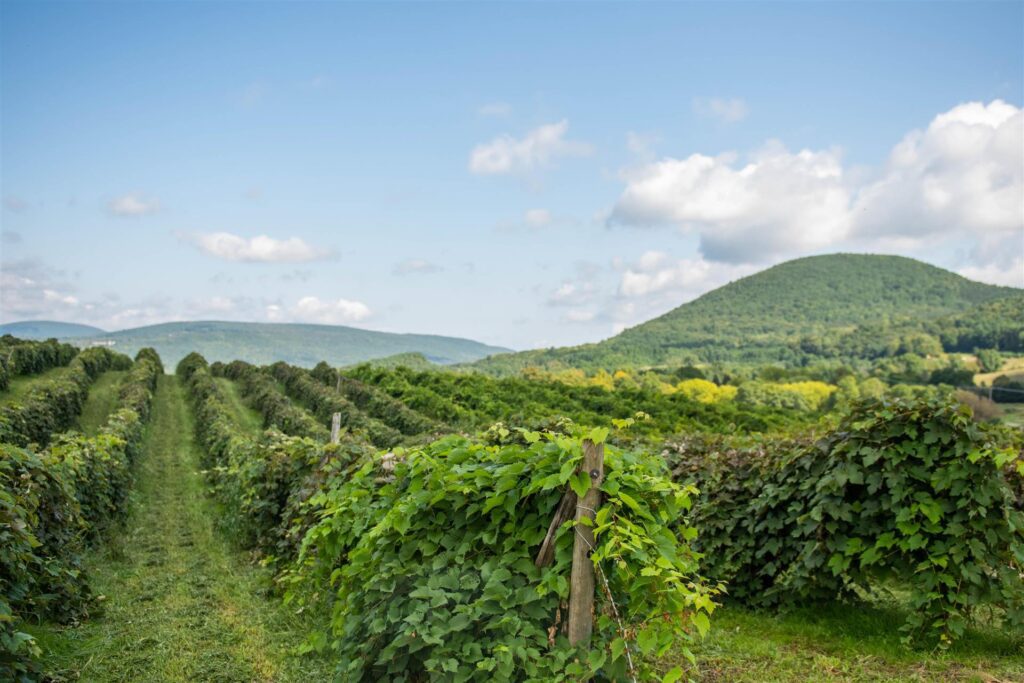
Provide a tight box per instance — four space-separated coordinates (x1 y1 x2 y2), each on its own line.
215 377 264 435
33 375 333 682
76 370 128 435
0 364 73 404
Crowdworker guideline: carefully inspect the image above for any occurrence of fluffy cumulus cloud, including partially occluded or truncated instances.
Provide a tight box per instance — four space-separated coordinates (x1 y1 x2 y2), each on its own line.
393 258 443 276
611 143 851 263
693 97 750 123
108 193 160 216
0 259 80 321
288 296 371 325
469 120 593 175
187 232 331 263
609 100 1024 285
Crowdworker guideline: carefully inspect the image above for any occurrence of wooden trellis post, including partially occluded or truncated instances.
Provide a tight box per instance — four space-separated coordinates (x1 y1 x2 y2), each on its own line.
330 412 341 444
567 439 604 647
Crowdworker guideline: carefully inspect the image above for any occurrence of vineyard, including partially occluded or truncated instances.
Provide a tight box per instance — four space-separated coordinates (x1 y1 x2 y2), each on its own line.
1 337 1022 681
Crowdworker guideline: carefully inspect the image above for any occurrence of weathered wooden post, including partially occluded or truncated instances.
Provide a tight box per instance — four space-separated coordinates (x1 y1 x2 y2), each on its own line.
330 412 341 444
568 438 604 647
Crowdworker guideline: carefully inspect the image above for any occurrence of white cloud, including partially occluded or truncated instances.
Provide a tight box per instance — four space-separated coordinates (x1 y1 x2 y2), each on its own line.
618 252 756 299
469 120 593 175
564 309 596 323
108 193 160 217
611 143 851 263
393 258 443 276
610 100 1024 275
693 97 750 123
291 296 371 325
525 208 552 229
188 232 330 263
957 257 1024 288
479 101 511 117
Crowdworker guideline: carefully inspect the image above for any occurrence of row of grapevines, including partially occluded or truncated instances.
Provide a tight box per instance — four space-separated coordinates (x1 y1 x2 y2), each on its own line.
309 361 442 436
0 347 131 448
0 348 163 682
0 337 78 391
213 360 329 441
286 427 718 681
669 396 1024 645
177 353 372 559
268 362 402 448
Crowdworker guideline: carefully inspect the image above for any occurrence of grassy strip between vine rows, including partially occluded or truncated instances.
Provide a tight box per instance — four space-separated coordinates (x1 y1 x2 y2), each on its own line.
1 348 163 681
0 347 131 448
0 338 78 392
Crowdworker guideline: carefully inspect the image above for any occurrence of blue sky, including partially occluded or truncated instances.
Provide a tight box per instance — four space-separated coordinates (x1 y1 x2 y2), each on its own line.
2 1 1022 349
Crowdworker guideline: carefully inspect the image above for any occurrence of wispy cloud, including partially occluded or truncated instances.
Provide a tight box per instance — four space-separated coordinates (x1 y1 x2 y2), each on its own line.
108 193 160 217
393 258 443 276
185 232 332 263
3 196 29 213
469 119 593 175
693 97 750 123
267 296 372 325
478 101 511 117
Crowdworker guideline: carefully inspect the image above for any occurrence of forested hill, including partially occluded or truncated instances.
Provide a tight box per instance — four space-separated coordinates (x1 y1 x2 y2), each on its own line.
50 321 510 370
0 320 106 339
471 254 1024 373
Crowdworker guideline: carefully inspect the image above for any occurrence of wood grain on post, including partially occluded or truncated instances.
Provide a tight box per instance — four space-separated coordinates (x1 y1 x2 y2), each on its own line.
330 412 341 444
567 439 604 647
535 488 577 568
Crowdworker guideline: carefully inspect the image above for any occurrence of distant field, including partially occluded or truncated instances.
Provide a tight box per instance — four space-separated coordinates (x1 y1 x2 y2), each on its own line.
975 356 1024 386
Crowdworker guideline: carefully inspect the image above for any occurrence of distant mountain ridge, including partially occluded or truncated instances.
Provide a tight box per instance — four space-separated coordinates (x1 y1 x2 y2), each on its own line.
0 320 107 339
0 320 510 370
470 254 1023 374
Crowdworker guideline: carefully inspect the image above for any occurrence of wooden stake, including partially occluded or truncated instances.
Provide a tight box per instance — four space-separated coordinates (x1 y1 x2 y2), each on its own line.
330 412 341 444
567 439 604 647
535 489 577 568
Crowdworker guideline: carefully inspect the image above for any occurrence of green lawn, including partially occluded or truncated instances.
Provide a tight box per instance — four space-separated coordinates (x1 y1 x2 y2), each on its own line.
656 601 1024 682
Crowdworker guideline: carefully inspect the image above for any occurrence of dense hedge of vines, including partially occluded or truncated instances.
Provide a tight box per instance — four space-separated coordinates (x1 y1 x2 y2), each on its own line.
345 364 807 438
287 428 718 681
213 360 329 441
269 362 402 448
178 353 372 559
0 337 78 391
310 361 441 437
669 396 1024 645
0 347 131 448
1 348 162 681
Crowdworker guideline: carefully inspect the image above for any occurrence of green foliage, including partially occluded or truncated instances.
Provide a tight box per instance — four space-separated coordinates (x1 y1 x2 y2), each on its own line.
0 336 78 392
672 397 1024 646
177 353 372 558
268 362 402 448
0 347 131 448
992 374 1024 403
310 361 441 436
291 431 717 681
976 348 1002 373
346 364 807 438
216 360 329 440
0 349 162 680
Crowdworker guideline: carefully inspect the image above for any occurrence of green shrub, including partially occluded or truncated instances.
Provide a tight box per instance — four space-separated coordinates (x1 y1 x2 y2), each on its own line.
0 337 78 392
675 396 1024 645
291 429 717 681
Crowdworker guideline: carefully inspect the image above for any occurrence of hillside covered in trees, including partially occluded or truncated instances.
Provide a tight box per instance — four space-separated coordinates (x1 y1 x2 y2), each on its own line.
472 254 1024 374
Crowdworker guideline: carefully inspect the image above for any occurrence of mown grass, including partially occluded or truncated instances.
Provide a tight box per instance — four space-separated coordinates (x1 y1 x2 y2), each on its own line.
215 376 265 435
76 370 128 435
30 375 334 682
0 365 73 404
656 600 1024 682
